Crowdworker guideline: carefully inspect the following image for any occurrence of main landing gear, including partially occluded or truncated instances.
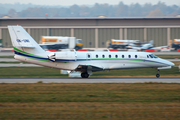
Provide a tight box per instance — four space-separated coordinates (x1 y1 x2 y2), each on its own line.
156 69 160 78
81 72 89 78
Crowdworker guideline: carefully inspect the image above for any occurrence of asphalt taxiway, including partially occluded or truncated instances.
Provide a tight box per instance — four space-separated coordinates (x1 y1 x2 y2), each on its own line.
0 78 179 83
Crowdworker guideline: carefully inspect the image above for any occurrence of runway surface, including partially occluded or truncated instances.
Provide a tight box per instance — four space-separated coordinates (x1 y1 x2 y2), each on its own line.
0 52 14 56
0 63 41 67
0 58 17 62
0 78 180 83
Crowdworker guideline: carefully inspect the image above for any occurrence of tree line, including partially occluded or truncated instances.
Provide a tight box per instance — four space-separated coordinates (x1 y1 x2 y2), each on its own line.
0 2 180 17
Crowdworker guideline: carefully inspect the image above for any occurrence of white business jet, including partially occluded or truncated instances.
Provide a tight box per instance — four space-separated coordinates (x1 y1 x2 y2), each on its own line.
126 40 154 50
8 26 174 78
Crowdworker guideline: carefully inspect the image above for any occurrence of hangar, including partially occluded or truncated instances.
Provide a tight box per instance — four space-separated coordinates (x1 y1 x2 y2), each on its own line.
0 17 180 48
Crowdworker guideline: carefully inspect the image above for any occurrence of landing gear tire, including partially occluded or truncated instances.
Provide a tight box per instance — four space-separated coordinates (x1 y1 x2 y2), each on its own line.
156 69 160 78
156 74 160 78
81 72 89 78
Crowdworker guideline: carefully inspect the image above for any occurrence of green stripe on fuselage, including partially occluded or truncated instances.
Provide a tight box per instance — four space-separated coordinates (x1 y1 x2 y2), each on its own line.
13 46 154 63
13 47 42 57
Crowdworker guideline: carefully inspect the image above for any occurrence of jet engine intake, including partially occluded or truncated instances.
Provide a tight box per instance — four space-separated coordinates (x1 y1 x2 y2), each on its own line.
48 52 56 62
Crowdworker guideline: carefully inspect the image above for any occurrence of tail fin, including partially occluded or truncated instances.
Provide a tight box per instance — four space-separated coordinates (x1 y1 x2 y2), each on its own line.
8 26 45 54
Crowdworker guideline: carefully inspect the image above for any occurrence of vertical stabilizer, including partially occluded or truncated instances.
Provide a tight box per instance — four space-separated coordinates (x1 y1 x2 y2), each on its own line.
8 26 45 54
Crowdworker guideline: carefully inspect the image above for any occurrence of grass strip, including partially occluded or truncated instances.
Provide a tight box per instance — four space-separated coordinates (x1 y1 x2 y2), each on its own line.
0 102 179 120
0 83 179 119
0 83 179 103
0 56 14 58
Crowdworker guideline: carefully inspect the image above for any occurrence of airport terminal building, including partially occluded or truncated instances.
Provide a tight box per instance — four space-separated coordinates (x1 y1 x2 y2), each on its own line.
0 17 180 48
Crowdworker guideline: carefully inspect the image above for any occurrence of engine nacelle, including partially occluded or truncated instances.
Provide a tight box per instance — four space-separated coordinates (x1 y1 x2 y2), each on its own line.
48 52 56 62
54 52 76 62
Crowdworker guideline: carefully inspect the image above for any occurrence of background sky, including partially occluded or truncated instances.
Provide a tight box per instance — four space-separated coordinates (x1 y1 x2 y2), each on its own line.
0 0 179 6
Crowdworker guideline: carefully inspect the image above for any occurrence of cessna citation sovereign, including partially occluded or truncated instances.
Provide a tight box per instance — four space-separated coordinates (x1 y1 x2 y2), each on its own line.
8 26 174 78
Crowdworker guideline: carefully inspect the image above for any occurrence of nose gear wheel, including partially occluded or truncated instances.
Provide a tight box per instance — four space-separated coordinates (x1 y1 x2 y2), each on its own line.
156 69 160 78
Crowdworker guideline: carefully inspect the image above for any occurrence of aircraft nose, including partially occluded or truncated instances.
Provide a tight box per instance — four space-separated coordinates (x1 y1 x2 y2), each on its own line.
167 60 175 66
160 59 175 67
169 62 175 66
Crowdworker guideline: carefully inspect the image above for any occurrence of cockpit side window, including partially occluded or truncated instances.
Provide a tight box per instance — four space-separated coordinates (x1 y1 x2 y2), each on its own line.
149 54 153 58
149 54 154 58
147 55 149 58
152 54 158 58
149 54 158 58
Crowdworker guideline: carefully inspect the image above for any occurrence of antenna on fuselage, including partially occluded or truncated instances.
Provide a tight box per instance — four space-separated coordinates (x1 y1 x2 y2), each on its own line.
73 49 77 57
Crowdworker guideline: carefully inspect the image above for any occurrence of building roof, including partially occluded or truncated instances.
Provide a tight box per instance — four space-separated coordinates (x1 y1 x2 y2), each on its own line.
1 17 180 28
1 17 180 20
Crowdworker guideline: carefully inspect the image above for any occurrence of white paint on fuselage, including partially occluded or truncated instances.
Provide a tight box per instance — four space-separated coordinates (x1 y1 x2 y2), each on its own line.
14 51 174 71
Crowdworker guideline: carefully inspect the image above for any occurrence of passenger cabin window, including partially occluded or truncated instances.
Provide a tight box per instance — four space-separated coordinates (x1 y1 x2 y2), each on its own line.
96 55 98 58
129 55 131 58
102 55 105 58
88 54 90 58
115 55 118 58
109 55 111 58
122 55 124 58
135 55 137 58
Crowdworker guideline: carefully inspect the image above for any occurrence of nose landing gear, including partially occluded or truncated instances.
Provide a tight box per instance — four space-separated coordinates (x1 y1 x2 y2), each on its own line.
156 69 160 78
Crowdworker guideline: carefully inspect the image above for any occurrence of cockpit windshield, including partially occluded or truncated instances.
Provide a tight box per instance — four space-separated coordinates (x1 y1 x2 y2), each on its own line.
76 39 83 43
149 54 158 58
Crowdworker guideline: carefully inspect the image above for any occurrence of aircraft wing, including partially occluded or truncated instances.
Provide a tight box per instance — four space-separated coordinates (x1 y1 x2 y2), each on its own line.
126 46 141 50
75 64 104 72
